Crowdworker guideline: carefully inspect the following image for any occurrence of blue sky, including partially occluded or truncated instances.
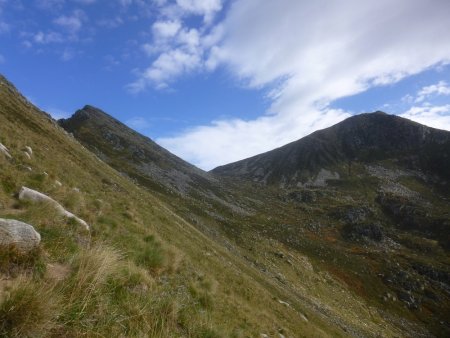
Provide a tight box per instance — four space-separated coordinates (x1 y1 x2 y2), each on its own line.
1 0 450 170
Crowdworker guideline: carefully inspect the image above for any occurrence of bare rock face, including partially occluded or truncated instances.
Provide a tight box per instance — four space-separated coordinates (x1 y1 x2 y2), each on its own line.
0 218 41 253
18 186 90 231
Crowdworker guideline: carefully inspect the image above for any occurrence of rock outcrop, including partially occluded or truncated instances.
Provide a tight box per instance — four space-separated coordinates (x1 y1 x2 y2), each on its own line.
18 186 90 231
0 218 41 253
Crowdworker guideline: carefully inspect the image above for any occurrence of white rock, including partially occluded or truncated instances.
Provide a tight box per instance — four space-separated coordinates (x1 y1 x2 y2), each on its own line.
24 146 33 156
0 142 12 159
72 187 80 193
23 151 31 160
54 180 62 187
0 218 41 253
18 186 90 231
300 313 308 322
278 299 290 307
19 186 53 204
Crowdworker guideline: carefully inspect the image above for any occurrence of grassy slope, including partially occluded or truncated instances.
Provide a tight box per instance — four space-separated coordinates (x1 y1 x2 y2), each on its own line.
57 98 445 336
0 79 342 337
69 104 449 336
2 75 444 337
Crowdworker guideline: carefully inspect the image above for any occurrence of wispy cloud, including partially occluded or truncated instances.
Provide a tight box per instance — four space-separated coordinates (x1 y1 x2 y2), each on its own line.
32 31 64 44
394 81 450 129
97 16 123 28
127 0 223 92
54 10 86 33
415 81 450 103
35 0 65 11
175 0 223 23
156 0 450 170
158 108 350 170
400 104 450 131
61 47 76 61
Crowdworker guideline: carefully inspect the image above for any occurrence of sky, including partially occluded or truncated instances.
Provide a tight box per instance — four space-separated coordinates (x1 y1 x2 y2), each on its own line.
1 0 450 170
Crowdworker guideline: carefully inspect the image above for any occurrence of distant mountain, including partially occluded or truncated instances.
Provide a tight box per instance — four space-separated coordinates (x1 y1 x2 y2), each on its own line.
59 105 215 195
212 112 450 188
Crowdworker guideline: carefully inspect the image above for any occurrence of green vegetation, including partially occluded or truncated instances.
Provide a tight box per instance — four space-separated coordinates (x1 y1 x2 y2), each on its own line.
1 74 449 337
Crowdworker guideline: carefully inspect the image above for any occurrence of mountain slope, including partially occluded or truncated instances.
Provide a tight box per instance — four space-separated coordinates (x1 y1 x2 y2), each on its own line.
58 105 253 245
59 105 215 195
59 100 450 336
0 75 348 337
212 112 450 188
2 73 449 337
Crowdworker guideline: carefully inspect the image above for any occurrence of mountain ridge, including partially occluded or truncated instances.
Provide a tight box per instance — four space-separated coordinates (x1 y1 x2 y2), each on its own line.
59 104 216 195
212 111 450 188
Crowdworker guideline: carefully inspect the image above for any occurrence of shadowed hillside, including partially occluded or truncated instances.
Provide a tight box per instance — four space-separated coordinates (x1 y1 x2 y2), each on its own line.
212 112 450 188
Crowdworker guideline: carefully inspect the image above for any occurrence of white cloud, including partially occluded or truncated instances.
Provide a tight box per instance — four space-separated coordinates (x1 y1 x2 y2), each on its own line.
129 48 201 92
152 20 182 39
176 0 222 23
415 81 450 103
400 104 450 131
33 31 64 44
155 0 450 170
159 108 350 170
54 10 86 33
127 0 224 91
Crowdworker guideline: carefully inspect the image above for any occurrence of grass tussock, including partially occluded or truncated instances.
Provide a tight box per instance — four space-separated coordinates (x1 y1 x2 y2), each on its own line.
134 234 182 276
65 244 122 314
0 277 61 338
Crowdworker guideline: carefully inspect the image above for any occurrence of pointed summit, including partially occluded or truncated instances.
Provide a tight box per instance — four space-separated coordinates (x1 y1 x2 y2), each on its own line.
58 105 214 194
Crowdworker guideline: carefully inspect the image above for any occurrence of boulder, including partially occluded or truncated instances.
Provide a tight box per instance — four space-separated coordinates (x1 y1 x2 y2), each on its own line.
19 186 56 204
0 142 12 159
18 186 90 231
0 218 41 253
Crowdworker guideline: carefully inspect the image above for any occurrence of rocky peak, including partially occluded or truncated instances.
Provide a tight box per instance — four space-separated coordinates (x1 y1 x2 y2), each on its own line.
58 105 215 194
